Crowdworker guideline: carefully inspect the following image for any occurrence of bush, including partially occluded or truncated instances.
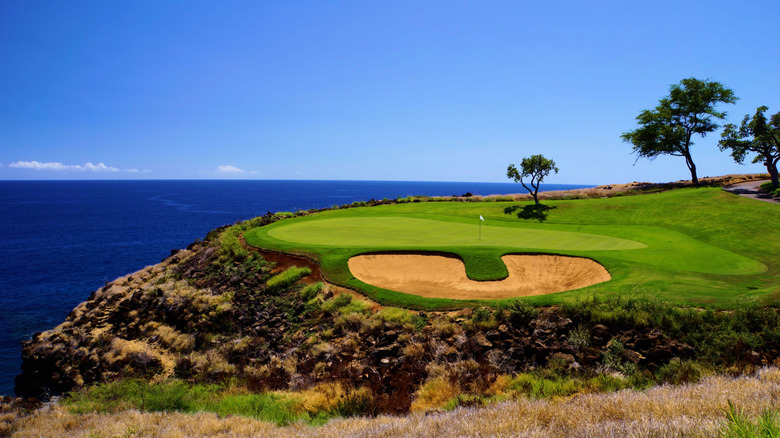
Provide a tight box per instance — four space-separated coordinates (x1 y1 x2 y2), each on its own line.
266 266 311 293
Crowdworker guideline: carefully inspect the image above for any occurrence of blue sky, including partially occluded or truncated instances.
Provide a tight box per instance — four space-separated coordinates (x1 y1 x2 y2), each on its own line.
1 1 778 184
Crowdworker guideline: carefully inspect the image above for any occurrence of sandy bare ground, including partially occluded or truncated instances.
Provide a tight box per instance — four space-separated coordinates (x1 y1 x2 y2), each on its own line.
348 254 611 299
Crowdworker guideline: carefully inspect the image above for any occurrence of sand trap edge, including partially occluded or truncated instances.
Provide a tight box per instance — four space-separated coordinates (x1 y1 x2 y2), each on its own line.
348 253 611 300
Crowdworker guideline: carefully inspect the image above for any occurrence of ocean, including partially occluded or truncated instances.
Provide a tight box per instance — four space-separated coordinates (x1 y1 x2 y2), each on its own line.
0 179 590 396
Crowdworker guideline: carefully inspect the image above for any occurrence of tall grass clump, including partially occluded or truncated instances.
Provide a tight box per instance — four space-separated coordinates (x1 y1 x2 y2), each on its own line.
299 282 323 301
266 266 311 293
721 401 780 438
373 307 426 331
321 293 353 313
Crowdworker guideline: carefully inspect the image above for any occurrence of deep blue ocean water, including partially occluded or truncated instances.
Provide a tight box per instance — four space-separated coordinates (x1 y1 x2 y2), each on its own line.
0 180 590 396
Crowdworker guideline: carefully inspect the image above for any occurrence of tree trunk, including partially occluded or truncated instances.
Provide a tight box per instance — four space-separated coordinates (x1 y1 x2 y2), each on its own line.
683 136 699 185
689 163 699 185
767 163 779 187
684 151 698 185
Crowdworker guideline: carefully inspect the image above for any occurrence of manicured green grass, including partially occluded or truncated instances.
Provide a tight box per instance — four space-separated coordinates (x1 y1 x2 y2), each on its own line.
244 187 780 309
267 217 646 251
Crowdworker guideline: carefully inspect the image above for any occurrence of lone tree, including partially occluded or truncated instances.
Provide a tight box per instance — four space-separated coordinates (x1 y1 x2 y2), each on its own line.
719 106 780 187
507 154 558 205
621 77 738 185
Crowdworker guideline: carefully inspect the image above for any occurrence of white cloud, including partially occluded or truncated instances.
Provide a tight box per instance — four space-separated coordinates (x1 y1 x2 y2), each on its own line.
215 164 245 174
214 165 257 175
81 162 120 172
8 161 141 173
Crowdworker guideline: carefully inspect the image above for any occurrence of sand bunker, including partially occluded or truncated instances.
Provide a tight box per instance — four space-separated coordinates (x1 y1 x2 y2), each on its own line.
348 254 611 299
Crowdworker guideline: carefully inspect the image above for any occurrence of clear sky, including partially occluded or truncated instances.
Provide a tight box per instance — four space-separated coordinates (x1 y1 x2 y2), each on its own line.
1 1 778 184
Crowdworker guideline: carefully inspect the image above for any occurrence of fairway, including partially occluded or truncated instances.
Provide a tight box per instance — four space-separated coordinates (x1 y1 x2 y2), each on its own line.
267 217 646 251
244 187 778 309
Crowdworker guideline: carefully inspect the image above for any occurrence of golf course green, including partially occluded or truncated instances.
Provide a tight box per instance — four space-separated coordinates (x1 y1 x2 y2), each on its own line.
244 186 778 309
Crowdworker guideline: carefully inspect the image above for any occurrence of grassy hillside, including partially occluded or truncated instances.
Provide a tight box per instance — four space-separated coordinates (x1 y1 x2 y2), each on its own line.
245 187 780 309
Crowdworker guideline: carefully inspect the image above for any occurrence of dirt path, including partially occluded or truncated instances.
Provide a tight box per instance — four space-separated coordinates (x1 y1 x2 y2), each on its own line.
724 180 780 204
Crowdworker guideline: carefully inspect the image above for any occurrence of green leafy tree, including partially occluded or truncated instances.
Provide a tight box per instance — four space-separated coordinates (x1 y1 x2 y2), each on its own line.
621 78 738 185
719 106 780 187
506 154 558 205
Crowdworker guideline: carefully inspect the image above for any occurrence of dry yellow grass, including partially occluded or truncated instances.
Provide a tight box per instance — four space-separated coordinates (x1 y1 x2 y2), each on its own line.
444 172 771 203
14 369 780 437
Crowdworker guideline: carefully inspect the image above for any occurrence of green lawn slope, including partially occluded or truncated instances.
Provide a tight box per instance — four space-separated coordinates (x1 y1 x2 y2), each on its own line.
244 187 779 309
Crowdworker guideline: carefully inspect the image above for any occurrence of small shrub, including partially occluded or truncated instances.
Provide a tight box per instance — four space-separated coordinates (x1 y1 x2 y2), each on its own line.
309 342 335 358
466 307 499 331
656 358 703 385
410 376 460 411
567 324 591 352
329 387 375 417
402 342 427 359
602 339 627 373
431 317 458 338
334 312 367 333
505 299 538 326
336 299 372 316
473 307 492 323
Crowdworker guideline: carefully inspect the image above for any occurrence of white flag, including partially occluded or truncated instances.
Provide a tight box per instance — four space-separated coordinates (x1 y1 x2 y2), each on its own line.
479 215 484 221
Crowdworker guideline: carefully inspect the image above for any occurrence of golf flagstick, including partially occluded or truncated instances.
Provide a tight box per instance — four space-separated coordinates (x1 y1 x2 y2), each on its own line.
479 215 484 240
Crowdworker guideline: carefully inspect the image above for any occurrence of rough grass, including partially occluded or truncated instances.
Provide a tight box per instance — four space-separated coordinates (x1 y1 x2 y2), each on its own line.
245 186 779 309
61 379 363 427
267 266 312 293
12 369 780 437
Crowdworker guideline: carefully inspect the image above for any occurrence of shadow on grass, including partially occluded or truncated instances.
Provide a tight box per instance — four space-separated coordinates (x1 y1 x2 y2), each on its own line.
504 204 557 222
